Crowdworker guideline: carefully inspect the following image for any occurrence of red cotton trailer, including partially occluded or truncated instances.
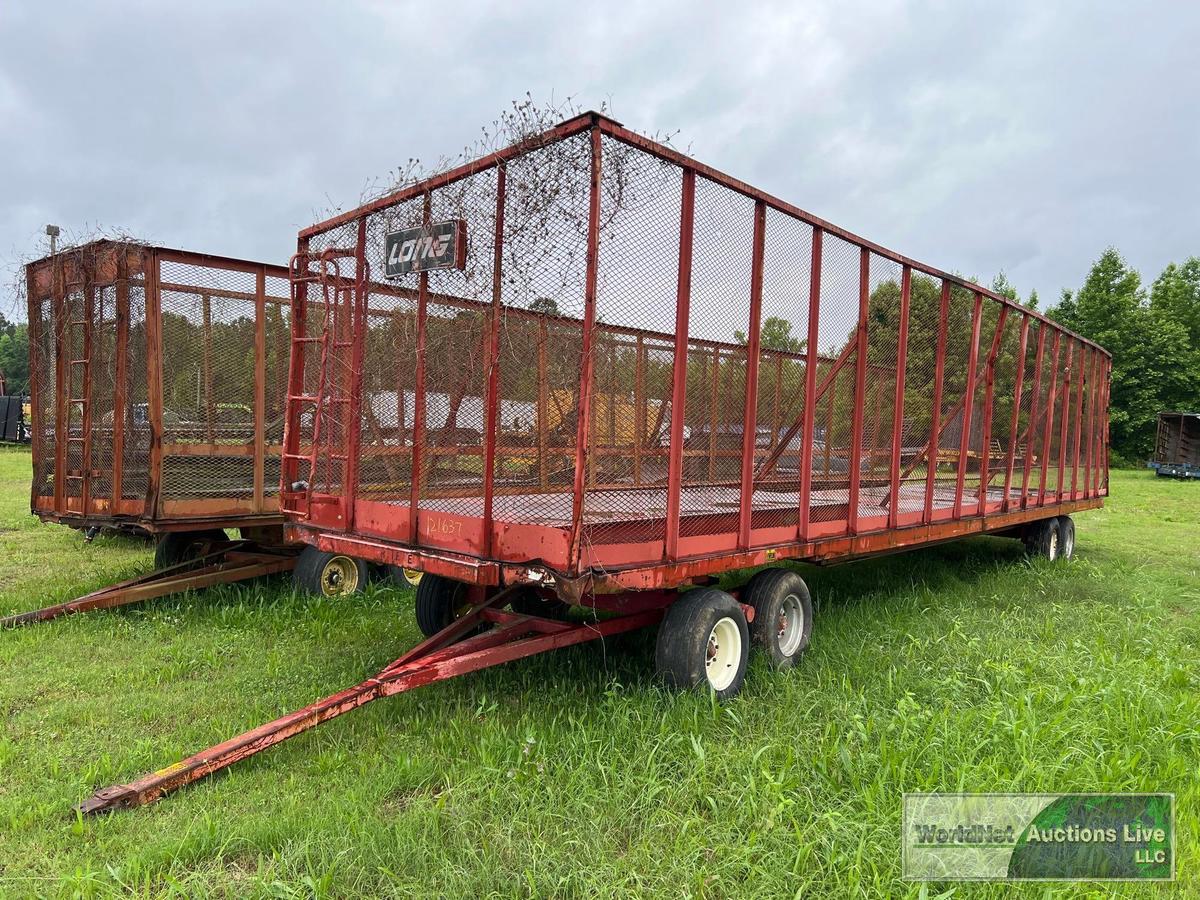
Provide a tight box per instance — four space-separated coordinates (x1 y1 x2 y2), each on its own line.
7 241 299 628
80 113 1110 813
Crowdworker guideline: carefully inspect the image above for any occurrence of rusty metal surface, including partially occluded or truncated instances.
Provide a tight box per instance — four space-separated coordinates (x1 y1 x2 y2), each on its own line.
78 593 663 814
27 240 291 534
280 111 1111 588
0 544 297 628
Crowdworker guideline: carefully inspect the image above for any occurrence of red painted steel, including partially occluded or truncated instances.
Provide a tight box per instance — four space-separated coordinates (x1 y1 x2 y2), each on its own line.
954 293 984 519
887 266 911 529
922 281 952 524
79 594 663 814
1038 333 1062 506
569 126 604 568
847 248 870 535
665 169 695 561
797 228 823 541
738 201 767 549
1001 315 1030 511
279 112 1109 598
1056 340 1074 504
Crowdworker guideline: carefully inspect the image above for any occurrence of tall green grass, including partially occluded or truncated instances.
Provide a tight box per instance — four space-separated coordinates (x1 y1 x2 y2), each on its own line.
0 445 1196 897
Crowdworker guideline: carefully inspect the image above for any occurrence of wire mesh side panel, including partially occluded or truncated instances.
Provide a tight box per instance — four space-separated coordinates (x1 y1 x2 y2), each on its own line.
983 309 1023 508
493 132 591 527
897 273 943 515
123 279 150 502
809 233 861 531
30 295 56 502
858 253 902 524
88 284 118 502
585 136 681 544
63 286 85 499
678 177 755 539
752 208 813 531
158 260 259 506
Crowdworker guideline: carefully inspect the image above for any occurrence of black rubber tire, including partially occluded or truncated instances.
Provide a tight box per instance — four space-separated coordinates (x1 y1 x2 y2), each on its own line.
292 546 369 597
655 587 750 701
1025 517 1061 561
510 589 571 620
413 573 472 637
153 529 228 569
1056 515 1075 560
742 568 813 670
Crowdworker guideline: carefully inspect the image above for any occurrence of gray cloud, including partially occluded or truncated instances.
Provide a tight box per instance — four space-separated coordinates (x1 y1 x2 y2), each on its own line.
3 0 1197 316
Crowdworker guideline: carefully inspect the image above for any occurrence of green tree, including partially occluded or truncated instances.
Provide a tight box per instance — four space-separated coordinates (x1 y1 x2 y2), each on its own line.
1049 248 1192 460
735 315 806 354
0 319 30 395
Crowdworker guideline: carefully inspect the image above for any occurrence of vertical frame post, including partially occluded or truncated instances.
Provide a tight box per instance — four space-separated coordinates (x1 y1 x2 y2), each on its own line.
342 217 368 531
922 281 950 524
797 227 822 541
568 124 603 570
1070 341 1086 498
1084 348 1099 497
1055 340 1074 504
537 317 549 491
144 249 165 517
481 164 506 556
1001 315 1030 511
953 292 984 519
281 236 310 501
111 251 130 510
253 266 267 513
975 305 1009 516
847 247 870 535
633 335 645 488
665 168 695 562
1020 324 1046 509
25 263 46 510
887 265 911 529
408 196 432 545
1037 332 1061 507
52 256 67 514
738 200 766 550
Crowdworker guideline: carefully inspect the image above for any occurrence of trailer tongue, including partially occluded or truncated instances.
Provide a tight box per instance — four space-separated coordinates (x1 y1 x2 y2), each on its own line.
79 589 667 814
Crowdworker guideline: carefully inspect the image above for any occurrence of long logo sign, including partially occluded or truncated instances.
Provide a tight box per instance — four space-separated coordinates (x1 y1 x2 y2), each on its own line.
384 219 467 277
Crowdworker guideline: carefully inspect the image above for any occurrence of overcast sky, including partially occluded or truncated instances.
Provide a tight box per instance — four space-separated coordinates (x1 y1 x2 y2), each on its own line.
2 1 1197 319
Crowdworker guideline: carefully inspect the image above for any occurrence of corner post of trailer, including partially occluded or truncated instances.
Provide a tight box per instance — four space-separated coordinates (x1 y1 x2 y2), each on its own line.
111 250 130 509
1084 348 1099 497
52 253 68 515
887 265 911 529
568 122 603 570
1001 314 1030 511
281 236 310 497
922 280 951 524
25 263 44 513
665 167 695 562
409 196 433 546
253 265 267 513
482 162 506 556
738 200 766 550
953 292 984 519
797 226 822 542
144 248 165 518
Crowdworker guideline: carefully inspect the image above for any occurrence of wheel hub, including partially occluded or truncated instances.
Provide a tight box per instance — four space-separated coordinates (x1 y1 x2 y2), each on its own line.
704 617 742 691
320 556 359 597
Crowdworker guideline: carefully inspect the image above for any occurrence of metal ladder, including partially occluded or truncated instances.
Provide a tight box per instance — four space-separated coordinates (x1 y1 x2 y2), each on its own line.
281 251 357 518
62 276 94 513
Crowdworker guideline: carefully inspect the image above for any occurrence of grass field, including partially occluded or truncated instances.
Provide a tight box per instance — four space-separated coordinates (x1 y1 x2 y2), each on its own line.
1 445 1196 898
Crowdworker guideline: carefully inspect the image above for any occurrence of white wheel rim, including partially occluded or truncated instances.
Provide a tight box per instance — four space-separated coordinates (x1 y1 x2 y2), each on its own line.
1062 526 1073 558
1048 530 1058 560
705 617 742 691
777 593 805 656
